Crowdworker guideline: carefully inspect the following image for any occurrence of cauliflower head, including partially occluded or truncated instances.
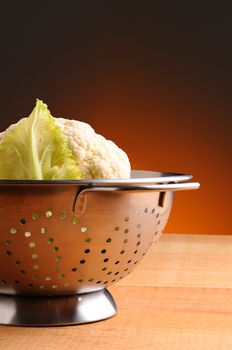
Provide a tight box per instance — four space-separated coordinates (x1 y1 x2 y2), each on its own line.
55 118 131 179
0 100 131 180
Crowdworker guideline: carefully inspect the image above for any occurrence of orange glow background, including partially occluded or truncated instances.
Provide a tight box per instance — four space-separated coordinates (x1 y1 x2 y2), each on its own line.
0 3 231 234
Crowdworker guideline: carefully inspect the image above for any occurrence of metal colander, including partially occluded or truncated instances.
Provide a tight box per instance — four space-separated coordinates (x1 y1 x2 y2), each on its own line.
0 170 199 326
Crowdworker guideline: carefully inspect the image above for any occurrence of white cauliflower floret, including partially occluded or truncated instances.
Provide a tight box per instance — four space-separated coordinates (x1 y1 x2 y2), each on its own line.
0 116 131 180
55 118 131 179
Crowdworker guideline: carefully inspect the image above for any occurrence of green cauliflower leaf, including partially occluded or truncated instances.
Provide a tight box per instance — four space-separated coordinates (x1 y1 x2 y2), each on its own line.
0 99 81 180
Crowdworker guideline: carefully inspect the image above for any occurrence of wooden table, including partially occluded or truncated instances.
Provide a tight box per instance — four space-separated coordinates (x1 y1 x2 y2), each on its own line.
1 233 232 350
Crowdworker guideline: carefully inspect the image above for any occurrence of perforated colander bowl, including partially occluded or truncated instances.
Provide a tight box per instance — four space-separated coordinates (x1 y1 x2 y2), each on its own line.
0 170 199 325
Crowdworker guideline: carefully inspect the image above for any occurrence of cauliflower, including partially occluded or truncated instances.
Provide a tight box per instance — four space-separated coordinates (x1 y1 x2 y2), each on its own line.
0 99 131 180
55 118 130 179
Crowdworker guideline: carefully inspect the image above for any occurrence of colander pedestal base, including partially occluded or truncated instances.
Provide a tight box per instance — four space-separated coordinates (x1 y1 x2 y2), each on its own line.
0 289 117 326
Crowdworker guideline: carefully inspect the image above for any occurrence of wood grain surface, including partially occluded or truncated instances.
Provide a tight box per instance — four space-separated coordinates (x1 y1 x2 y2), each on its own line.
1 234 232 350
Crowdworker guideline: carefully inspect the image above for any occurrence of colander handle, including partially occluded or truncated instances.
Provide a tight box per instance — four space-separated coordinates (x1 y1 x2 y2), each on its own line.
74 182 200 213
80 182 200 193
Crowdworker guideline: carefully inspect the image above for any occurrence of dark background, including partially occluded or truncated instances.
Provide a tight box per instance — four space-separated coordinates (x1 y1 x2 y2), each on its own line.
0 1 231 233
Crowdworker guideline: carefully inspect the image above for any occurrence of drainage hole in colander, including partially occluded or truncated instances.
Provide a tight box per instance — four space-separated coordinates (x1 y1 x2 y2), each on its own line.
32 213 39 220
103 281 108 284
115 261 120 265
101 249 107 254
114 271 119 275
53 246 59 252
111 279 116 283
107 271 112 275
28 284 34 288
106 238 112 243
60 213 67 220
20 270 26 274
71 267 77 272
33 264 39 270
28 242 36 248
45 211 53 218
55 256 62 262
137 241 141 246
64 282 70 287
102 267 107 271
123 239 128 244
45 277 52 281
134 261 138 265
96 281 101 284
10 228 17 234
151 208 155 214
77 279 83 283
81 226 88 233
14 280 20 284
53 265 60 271
41 227 48 234
124 268 128 272
136 224 141 229
156 213 160 218
5 239 12 245
157 220 161 225
155 231 158 235
24 231 31 238
124 217 129 222
15 260 21 265
137 233 141 238
80 259 86 264
72 217 78 225
85 238 91 243
120 250 125 254
124 228 129 233
88 278 94 282
103 258 109 263
127 260 131 264
59 274 65 279
84 249 90 254
6 250 12 256
20 218 26 225
144 208 148 213
114 226 119 232
48 238 54 243
0 280 7 285
52 285 58 289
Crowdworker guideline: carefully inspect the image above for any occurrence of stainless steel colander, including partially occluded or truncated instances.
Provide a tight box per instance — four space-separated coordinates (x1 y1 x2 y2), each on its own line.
0 170 199 325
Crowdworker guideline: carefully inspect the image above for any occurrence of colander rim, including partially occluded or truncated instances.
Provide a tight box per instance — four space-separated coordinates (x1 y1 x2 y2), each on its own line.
0 170 192 186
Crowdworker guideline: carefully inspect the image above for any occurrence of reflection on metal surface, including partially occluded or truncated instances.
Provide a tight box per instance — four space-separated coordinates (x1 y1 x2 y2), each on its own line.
0 289 116 326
